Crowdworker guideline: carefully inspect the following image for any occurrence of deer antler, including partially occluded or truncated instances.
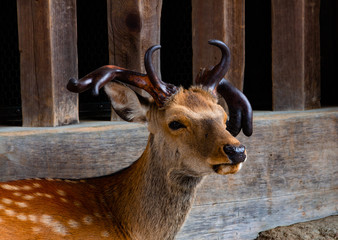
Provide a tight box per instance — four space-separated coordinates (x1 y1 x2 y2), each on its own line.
195 40 253 137
67 45 177 107
195 40 231 94
217 79 253 137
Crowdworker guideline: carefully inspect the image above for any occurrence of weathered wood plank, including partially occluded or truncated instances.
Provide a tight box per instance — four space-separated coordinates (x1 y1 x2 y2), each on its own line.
50 0 79 126
271 0 321 110
192 0 245 90
106 0 162 120
0 122 148 180
178 190 337 240
107 0 162 73
17 0 78 127
0 108 337 239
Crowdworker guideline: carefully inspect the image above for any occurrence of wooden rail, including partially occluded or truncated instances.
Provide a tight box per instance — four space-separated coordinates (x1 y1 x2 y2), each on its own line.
13 0 322 126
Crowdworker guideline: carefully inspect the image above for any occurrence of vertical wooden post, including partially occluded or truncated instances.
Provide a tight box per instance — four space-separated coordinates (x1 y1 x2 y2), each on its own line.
17 0 78 127
192 0 245 91
107 0 162 74
107 0 162 120
271 0 321 110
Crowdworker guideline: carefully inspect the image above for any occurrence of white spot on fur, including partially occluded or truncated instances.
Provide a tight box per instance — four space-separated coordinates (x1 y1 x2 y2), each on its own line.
56 189 66 196
82 215 93 225
4 209 15 216
101 231 110 237
33 183 42 188
15 201 28 208
17 213 27 221
74 201 82 207
46 178 54 181
21 185 32 191
1 184 19 191
44 194 53 199
0 203 4 209
2 198 13 205
94 212 101 218
40 214 53 225
60 198 68 203
23 195 34 200
34 178 42 181
32 226 41 234
13 192 22 197
40 214 68 236
28 214 38 223
67 219 79 228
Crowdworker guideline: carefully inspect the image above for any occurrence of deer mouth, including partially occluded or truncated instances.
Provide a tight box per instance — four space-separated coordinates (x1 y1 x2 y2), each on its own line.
212 162 244 175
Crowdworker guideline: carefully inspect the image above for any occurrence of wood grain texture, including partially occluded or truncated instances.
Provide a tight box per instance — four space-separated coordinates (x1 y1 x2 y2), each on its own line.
17 0 78 127
192 0 245 90
107 0 162 74
271 0 321 111
1 108 337 239
0 122 148 180
107 0 162 120
50 0 79 126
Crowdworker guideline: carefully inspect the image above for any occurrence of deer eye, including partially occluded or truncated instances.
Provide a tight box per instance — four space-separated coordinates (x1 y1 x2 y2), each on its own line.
168 121 186 130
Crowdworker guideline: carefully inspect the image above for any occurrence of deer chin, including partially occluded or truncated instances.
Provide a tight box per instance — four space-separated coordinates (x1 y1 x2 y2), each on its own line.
212 162 244 175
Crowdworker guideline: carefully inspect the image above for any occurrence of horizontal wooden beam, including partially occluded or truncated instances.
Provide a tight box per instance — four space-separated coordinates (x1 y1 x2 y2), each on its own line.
1 108 337 239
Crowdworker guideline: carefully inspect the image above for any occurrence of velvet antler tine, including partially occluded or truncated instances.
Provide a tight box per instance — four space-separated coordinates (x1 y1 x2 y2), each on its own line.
144 45 162 86
217 79 253 137
67 45 178 107
195 40 231 92
206 40 231 88
67 66 126 95
144 45 178 105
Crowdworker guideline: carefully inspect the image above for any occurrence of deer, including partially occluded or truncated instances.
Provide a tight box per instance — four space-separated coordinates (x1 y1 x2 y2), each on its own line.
0 40 252 240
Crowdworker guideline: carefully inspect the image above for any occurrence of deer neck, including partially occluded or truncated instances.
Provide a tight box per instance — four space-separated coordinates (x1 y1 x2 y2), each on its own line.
97 134 203 240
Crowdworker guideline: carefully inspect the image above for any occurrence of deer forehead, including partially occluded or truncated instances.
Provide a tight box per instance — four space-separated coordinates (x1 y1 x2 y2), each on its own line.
163 87 226 121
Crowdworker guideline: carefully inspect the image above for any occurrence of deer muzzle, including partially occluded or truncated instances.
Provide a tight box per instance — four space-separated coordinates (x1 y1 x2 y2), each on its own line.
223 144 246 164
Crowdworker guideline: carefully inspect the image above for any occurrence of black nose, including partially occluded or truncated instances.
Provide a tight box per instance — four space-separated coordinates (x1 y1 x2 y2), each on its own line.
223 144 246 164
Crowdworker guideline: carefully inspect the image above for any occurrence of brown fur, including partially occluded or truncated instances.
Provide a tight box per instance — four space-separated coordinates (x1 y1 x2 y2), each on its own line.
0 86 245 239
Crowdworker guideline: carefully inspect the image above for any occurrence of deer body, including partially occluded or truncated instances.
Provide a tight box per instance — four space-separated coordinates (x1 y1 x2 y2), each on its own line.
0 41 253 239
0 141 200 240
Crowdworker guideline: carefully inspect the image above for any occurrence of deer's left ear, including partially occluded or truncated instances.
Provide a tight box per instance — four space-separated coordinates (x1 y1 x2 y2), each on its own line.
104 82 152 123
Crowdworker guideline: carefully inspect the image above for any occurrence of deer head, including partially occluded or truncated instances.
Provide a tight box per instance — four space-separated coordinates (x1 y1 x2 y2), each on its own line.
67 40 252 177
0 40 253 240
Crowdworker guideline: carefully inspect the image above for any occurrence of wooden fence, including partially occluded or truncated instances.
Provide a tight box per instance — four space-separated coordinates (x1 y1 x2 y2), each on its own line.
13 0 322 127
1 0 337 239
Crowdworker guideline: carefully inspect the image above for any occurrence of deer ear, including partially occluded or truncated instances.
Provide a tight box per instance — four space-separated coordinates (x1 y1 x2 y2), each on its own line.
104 82 152 123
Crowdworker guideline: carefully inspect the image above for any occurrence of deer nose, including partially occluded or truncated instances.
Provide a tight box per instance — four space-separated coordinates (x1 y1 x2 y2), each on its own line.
223 144 246 164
